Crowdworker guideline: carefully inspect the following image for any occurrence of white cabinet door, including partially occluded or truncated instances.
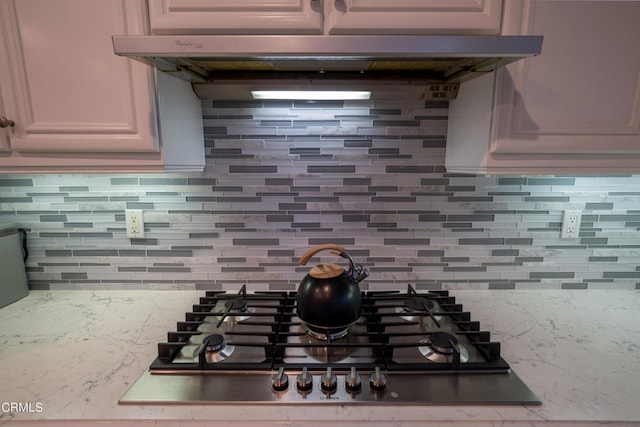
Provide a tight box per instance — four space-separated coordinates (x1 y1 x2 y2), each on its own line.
0 0 158 155
325 0 503 35
148 0 323 34
446 0 640 174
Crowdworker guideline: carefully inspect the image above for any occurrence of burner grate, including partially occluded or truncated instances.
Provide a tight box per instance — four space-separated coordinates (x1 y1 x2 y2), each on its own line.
150 284 508 374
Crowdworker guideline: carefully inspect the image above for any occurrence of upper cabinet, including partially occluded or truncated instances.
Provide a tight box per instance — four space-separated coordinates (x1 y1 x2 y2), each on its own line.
148 0 324 34
325 0 503 35
147 0 502 35
0 0 204 173
446 0 640 174
0 1 156 154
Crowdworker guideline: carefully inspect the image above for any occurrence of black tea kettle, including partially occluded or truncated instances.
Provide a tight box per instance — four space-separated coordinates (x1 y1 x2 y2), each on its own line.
296 244 369 337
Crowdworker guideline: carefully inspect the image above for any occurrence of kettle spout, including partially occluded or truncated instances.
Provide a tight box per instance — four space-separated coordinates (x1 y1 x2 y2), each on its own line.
353 265 369 283
338 249 369 283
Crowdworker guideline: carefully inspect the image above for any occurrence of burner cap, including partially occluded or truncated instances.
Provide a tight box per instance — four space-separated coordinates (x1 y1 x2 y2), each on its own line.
203 334 225 353
196 334 236 363
396 297 442 323
224 298 248 312
429 332 458 354
403 297 435 312
418 333 470 364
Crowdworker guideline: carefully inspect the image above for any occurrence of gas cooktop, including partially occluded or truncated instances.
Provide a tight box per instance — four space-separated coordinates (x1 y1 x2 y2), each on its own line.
120 285 541 405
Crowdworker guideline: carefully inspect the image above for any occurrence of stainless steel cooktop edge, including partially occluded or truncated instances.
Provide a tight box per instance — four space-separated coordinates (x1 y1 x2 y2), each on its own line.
119 369 541 405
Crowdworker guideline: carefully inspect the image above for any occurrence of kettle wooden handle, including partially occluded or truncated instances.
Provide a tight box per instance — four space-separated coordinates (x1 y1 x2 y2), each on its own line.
299 244 345 266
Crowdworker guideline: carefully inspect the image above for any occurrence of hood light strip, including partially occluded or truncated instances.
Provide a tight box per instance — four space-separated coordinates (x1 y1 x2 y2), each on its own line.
251 90 372 100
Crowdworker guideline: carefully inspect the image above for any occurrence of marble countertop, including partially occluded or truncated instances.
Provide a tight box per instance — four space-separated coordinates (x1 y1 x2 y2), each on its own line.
0 289 639 427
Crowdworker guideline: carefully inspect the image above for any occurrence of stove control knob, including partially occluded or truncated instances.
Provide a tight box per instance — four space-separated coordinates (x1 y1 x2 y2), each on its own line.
369 367 387 392
271 367 289 392
345 367 362 392
296 367 313 392
320 367 337 393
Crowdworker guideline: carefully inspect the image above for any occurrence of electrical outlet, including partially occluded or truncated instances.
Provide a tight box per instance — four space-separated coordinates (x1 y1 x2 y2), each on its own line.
125 209 145 238
560 210 582 239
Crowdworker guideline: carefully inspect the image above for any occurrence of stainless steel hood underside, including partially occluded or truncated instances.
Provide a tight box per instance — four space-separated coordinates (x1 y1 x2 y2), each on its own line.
112 35 543 100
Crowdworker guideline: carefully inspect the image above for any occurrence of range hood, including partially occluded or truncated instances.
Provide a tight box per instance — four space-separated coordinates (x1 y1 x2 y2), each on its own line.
112 35 542 100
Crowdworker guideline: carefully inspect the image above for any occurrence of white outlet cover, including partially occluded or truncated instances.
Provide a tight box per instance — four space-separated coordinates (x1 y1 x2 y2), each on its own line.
560 210 582 239
125 209 145 238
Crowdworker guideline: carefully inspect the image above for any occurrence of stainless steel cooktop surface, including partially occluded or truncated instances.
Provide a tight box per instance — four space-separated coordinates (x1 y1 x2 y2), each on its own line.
120 285 541 405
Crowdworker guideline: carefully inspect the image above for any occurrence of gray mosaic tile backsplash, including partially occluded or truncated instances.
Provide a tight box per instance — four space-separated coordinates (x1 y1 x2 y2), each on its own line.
1 99 639 291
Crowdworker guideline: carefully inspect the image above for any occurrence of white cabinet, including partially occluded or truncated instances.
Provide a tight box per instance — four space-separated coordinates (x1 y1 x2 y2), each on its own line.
325 0 503 35
0 1 157 154
148 0 324 34
446 0 640 174
148 0 501 35
0 0 204 173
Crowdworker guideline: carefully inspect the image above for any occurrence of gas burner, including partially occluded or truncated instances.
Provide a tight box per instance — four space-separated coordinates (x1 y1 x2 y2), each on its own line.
204 334 225 352
395 296 443 323
406 297 434 312
217 298 254 324
194 334 235 363
224 298 248 312
418 332 469 364
305 325 350 341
